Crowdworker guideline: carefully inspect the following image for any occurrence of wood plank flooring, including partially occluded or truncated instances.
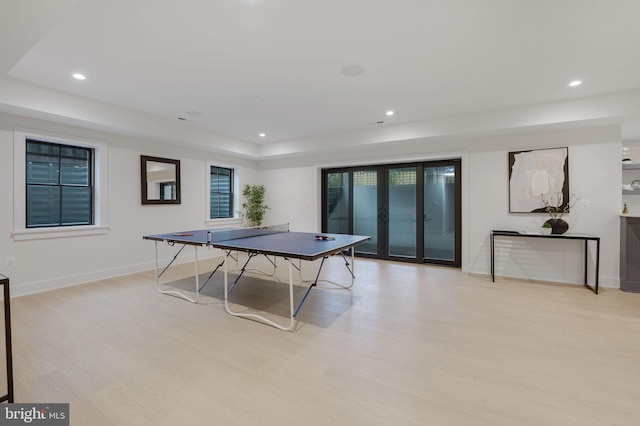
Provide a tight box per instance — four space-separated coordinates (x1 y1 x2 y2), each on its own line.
6 255 640 425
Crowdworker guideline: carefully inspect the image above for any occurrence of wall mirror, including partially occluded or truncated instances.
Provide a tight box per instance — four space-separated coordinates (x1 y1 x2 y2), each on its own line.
141 155 181 204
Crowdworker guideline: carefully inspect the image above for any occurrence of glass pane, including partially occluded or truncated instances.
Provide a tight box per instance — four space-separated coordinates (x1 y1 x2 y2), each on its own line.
60 146 90 185
218 168 231 190
27 185 60 227
218 174 231 192
326 172 349 234
353 170 378 254
61 187 92 225
424 166 456 261
388 167 416 258
219 193 231 217
26 142 59 185
210 168 220 192
211 193 220 218
160 183 175 200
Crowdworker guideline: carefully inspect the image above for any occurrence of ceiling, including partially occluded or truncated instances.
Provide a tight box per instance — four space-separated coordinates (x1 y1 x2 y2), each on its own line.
2 0 640 159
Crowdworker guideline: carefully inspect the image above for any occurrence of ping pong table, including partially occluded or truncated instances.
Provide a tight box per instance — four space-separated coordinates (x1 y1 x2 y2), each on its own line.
143 224 370 331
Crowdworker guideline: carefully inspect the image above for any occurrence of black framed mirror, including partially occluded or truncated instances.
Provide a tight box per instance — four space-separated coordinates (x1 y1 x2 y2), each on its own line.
141 155 181 204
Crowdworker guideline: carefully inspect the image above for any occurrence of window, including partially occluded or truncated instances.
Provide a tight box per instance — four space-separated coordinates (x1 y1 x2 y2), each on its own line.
159 182 176 200
13 129 108 241
209 166 234 219
26 139 93 227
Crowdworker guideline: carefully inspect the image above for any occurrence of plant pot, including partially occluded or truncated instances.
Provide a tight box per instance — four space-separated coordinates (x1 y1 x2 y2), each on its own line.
544 218 569 235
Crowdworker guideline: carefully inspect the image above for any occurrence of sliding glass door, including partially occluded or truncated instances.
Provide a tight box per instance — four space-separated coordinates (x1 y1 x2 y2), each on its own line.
423 164 459 263
387 166 417 259
322 159 460 266
353 169 379 255
326 171 349 234
325 168 381 255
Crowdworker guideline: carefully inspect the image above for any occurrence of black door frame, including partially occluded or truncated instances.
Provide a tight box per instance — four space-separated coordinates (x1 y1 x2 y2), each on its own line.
421 159 461 267
322 159 461 267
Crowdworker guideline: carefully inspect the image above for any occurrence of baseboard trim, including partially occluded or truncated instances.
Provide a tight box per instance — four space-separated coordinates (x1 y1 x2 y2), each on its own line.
9 252 224 298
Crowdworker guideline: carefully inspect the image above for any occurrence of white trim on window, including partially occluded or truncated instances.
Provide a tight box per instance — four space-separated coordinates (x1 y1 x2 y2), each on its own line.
13 128 109 240
205 160 242 226
12 225 111 241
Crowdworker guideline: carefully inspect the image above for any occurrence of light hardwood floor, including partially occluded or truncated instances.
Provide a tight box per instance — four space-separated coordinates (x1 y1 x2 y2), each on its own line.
7 255 640 425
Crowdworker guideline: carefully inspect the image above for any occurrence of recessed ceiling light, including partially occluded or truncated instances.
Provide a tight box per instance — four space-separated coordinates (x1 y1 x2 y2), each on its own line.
569 80 582 87
386 110 394 116
72 73 86 80
259 133 266 137
340 65 365 77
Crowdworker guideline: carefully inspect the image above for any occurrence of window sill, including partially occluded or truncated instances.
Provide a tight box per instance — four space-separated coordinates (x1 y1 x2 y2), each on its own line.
12 225 110 241
204 218 243 228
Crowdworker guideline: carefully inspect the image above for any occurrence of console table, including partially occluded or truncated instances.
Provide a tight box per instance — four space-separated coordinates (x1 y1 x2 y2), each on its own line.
490 230 601 294
0 275 13 403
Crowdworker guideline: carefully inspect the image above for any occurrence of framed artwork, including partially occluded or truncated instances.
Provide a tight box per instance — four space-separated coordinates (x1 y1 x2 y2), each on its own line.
508 147 569 213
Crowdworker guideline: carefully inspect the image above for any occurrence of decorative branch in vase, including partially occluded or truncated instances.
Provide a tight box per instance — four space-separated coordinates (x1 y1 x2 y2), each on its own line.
538 192 579 235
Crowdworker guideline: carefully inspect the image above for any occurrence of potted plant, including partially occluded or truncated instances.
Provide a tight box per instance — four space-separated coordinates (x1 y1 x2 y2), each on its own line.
241 184 269 227
541 222 552 235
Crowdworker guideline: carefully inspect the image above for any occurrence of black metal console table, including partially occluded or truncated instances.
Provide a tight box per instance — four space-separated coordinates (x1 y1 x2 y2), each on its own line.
0 274 13 403
490 230 601 294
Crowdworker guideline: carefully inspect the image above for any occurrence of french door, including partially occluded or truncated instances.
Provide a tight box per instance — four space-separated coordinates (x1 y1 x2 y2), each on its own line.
322 159 461 266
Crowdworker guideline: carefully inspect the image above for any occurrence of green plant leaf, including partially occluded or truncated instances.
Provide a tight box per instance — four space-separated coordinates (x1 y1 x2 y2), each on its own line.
241 184 269 227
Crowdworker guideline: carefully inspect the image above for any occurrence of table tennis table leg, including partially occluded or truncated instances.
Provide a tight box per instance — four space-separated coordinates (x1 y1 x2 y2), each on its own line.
341 247 356 289
293 247 358 318
223 251 296 331
326 247 356 289
235 253 277 278
221 245 359 331
154 242 201 303
295 247 356 289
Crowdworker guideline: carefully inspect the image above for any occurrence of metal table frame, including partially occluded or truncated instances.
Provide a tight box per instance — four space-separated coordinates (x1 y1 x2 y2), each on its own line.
221 246 358 331
490 230 600 294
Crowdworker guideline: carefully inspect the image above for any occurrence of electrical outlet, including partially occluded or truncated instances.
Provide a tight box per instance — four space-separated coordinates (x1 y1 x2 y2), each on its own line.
5 257 16 267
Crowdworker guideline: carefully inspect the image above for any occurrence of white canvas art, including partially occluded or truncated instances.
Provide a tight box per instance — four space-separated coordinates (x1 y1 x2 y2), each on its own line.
508 147 568 213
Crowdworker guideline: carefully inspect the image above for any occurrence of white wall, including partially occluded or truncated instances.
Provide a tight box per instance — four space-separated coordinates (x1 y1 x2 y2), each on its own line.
256 166 320 232
260 125 622 289
0 113 258 296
